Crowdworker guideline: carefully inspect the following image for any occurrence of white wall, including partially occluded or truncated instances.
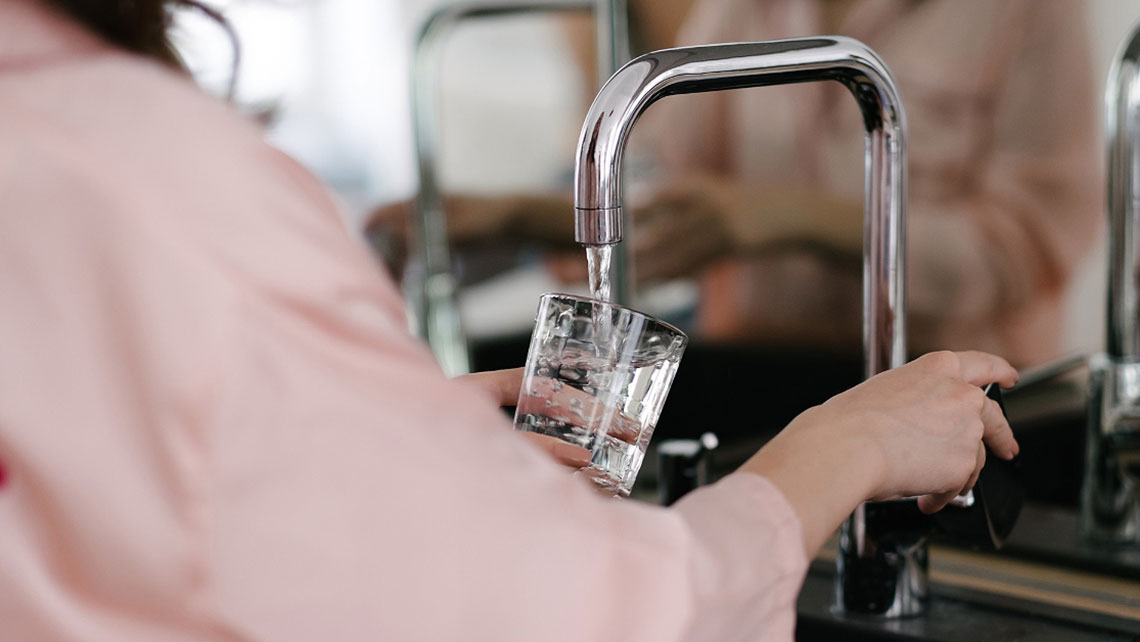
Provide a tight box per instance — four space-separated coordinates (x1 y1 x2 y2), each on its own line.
174 0 417 221
400 0 589 196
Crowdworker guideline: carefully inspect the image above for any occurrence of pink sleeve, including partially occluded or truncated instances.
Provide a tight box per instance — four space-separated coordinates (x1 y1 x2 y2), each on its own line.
0 11 809 634
203 253 808 641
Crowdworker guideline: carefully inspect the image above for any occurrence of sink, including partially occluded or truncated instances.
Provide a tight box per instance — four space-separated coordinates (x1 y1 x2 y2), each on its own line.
797 550 1140 642
798 498 1140 642
798 567 1135 642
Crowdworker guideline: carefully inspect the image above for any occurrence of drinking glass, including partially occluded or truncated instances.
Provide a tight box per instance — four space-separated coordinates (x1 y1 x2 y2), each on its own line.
513 293 688 496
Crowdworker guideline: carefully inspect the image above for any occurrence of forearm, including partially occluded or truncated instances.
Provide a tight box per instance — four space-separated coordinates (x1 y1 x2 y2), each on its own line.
505 192 578 247
905 211 1002 333
702 178 864 258
751 188 861 256
439 192 577 249
904 197 1081 357
215 312 811 641
737 407 878 557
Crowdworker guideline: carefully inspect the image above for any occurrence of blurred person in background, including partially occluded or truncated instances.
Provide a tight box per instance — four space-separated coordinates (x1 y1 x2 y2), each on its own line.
1 0 1020 640
373 0 1100 370
633 0 1100 369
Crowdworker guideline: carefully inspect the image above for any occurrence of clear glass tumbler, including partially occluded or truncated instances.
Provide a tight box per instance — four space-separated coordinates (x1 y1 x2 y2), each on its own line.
513 293 688 496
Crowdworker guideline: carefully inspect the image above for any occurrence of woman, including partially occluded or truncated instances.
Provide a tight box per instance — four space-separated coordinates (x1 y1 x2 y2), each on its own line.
0 1 1017 640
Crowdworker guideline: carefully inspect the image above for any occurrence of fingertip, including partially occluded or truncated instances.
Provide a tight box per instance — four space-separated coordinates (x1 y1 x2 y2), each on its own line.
957 351 1020 388
990 433 1019 460
916 495 942 515
553 442 592 468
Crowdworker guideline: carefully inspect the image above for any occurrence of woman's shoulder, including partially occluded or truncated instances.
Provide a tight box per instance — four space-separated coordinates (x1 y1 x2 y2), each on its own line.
0 42 402 308
2 53 326 248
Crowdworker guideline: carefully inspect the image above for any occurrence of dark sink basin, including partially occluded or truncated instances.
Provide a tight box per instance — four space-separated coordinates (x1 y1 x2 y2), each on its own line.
796 562 1140 642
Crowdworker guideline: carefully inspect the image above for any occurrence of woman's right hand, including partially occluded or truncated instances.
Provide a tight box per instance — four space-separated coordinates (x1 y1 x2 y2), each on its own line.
813 350 1018 509
740 350 1019 555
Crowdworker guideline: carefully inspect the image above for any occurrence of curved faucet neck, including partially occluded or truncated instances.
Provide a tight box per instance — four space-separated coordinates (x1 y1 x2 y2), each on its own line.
572 36 907 376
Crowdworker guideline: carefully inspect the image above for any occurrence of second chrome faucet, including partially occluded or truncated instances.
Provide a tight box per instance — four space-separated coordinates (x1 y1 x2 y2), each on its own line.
406 0 629 376
1084 19 1140 546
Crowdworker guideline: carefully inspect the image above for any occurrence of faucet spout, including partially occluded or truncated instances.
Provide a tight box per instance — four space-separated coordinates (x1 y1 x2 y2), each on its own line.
572 36 911 614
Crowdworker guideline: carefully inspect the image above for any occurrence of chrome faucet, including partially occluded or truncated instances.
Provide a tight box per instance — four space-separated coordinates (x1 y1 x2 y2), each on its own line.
572 38 917 615
406 0 629 376
1084 20 1140 545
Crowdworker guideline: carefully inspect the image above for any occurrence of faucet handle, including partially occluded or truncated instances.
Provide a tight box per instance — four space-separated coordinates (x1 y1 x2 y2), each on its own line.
931 384 1024 549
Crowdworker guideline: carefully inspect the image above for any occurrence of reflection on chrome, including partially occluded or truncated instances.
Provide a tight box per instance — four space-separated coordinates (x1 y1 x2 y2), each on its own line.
406 0 625 376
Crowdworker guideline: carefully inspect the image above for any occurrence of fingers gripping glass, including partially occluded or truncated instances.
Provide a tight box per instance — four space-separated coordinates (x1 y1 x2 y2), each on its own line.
514 294 687 496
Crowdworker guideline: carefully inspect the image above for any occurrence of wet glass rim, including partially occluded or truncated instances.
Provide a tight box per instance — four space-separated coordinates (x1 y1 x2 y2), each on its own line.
540 292 689 343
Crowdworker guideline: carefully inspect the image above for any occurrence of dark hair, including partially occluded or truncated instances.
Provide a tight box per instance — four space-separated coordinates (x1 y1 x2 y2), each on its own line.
47 0 183 66
46 0 240 97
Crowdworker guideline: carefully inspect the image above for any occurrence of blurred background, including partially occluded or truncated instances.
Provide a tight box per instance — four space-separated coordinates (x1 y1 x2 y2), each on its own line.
174 0 600 339
167 0 1140 537
172 0 1140 358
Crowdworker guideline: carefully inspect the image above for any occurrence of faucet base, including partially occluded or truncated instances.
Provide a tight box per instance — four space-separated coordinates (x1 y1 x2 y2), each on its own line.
834 503 929 617
1082 356 1140 545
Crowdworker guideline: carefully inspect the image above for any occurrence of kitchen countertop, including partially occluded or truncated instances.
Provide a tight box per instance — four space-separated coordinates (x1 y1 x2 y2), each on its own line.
796 566 1138 642
798 503 1140 641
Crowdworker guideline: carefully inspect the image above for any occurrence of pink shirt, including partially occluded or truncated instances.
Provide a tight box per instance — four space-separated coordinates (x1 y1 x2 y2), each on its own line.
655 0 1101 367
0 2 806 640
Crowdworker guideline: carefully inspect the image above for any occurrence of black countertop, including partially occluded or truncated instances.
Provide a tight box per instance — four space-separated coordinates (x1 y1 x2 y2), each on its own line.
797 567 1138 642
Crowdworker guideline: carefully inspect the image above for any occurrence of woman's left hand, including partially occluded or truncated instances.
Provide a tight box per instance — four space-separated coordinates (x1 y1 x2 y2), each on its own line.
456 368 525 407
457 369 595 468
